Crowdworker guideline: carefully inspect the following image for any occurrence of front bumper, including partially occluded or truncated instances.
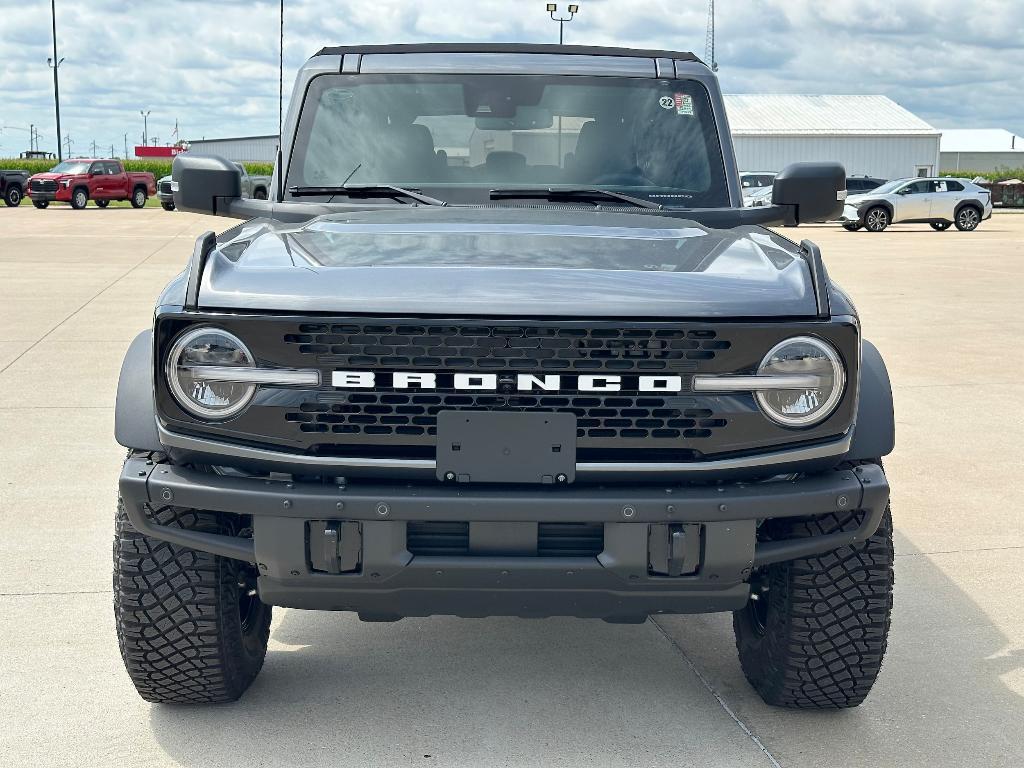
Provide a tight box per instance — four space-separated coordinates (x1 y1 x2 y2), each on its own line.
119 457 889 619
838 204 862 224
27 189 68 202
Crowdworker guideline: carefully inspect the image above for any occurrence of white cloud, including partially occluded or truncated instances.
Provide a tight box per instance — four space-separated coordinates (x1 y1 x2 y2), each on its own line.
0 0 1021 157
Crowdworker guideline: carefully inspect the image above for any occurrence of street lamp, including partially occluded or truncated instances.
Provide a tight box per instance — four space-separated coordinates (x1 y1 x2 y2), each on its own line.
546 3 579 45
140 110 151 147
48 0 64 161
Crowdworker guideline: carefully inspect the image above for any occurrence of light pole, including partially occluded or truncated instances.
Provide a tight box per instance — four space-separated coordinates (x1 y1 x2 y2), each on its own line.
48 0 64 162
546 3 578 45
546 4 579 168
140 110 151 147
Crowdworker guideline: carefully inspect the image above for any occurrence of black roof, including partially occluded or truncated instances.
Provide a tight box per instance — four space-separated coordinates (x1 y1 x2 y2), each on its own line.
315 43 701 62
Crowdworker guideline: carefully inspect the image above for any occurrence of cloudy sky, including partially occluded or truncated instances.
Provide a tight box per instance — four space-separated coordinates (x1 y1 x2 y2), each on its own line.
1 0 1021 157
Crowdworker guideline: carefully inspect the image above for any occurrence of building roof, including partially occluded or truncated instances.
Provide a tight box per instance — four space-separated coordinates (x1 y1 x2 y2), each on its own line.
939 129 1024 153
724 94 938 136
188 135 279 143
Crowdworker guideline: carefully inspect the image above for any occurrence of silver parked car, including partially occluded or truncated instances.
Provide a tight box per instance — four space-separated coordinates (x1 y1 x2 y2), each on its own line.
839 177 992 232
232 162 271 200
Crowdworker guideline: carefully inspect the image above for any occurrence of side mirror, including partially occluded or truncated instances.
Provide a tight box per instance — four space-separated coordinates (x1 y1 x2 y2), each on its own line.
771 162 846 225
172 154 242 216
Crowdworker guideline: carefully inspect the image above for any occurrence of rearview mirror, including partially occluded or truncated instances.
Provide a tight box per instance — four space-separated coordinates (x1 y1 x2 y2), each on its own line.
172 154 242 215
475 107 554 131
771 162 846 225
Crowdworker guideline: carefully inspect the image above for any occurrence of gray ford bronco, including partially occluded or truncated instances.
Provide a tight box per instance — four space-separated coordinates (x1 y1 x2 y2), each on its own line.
114 44 894 707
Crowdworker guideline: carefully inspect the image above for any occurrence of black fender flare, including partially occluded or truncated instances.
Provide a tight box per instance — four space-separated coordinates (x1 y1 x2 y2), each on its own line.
859 198 894 220
115 330 162 452
847 339 895 460
954 198 984 218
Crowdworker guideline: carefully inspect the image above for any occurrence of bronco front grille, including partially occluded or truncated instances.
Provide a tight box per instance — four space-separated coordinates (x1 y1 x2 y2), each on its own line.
30 179 57 193
155 314 860 464
284 323 731 372
286 393 727 442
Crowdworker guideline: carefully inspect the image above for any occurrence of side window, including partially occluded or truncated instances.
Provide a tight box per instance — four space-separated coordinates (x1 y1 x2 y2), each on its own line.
932 180 948 193
89 162 104 175
902 181 929 194
945 180 964 192
105 162 122 175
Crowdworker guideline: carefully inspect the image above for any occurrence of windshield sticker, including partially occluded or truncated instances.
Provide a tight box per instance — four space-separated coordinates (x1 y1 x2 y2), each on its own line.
674 93 694 116
658 95 676 110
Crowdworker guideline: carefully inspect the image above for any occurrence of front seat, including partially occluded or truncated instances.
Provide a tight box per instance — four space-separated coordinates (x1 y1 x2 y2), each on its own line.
374 123 443 183
569 120 640 184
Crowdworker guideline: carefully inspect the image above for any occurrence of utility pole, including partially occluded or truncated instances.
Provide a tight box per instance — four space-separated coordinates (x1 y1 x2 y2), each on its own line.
124 133 129 159
140 110 151 147
48 0 65 161
63 134 73 157
90 139 98 156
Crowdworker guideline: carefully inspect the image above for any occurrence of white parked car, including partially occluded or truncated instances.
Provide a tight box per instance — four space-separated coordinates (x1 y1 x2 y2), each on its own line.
745 185 774 207
839 177 992 232
740 171 776 202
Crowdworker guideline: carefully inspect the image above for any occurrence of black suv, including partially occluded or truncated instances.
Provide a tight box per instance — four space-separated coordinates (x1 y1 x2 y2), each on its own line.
114 44 895 709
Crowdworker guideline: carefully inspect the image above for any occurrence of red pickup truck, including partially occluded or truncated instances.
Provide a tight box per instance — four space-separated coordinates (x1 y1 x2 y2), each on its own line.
27 159 157 209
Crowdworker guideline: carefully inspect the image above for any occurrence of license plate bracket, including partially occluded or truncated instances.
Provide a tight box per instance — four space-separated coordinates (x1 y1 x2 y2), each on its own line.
436 411 577 484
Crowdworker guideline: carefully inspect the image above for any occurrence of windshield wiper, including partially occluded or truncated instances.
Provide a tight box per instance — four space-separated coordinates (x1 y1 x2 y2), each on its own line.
490 187 663 210
288 184 447 206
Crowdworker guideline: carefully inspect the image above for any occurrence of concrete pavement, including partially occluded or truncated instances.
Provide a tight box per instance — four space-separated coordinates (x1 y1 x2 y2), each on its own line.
1 205 1021 766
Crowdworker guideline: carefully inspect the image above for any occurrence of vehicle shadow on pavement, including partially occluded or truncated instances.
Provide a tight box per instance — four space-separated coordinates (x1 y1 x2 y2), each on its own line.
147 611 767 766
147 530 1023 768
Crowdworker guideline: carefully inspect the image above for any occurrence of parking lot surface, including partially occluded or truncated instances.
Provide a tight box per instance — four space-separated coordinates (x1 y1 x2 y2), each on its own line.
1 206 1022 767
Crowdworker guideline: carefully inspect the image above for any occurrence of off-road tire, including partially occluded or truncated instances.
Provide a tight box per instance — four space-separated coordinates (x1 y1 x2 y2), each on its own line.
842 223 861 232
114 465 271 703
733 505 894 709
4 185 22 206
71 187 89 209
33 199 49 209
930 221 951 231
96 199 110 208
864 206 889 232
161 201 175 211
955 205 981 231
131 187 147 208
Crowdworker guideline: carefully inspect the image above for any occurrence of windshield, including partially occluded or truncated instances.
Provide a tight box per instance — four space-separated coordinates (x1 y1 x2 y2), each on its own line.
49 161 90 174
864 179 911 195
287 74 730 208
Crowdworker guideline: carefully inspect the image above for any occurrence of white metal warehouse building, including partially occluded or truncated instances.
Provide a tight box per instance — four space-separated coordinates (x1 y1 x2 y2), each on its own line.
185 135 278 163
939 129 1024 173
724 94 941 180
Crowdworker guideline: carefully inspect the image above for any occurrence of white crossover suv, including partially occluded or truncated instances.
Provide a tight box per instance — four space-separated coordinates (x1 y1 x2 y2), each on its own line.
840 177 992 232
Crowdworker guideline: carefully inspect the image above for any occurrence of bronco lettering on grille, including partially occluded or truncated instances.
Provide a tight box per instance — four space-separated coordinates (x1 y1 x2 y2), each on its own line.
331 371 686 393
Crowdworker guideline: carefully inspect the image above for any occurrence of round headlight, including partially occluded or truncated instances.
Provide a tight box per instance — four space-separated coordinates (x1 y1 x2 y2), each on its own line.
165 327 256 419
755 336 845 427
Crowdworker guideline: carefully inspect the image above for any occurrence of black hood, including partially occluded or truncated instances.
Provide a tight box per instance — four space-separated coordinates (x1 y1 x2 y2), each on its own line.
199 207 817 318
